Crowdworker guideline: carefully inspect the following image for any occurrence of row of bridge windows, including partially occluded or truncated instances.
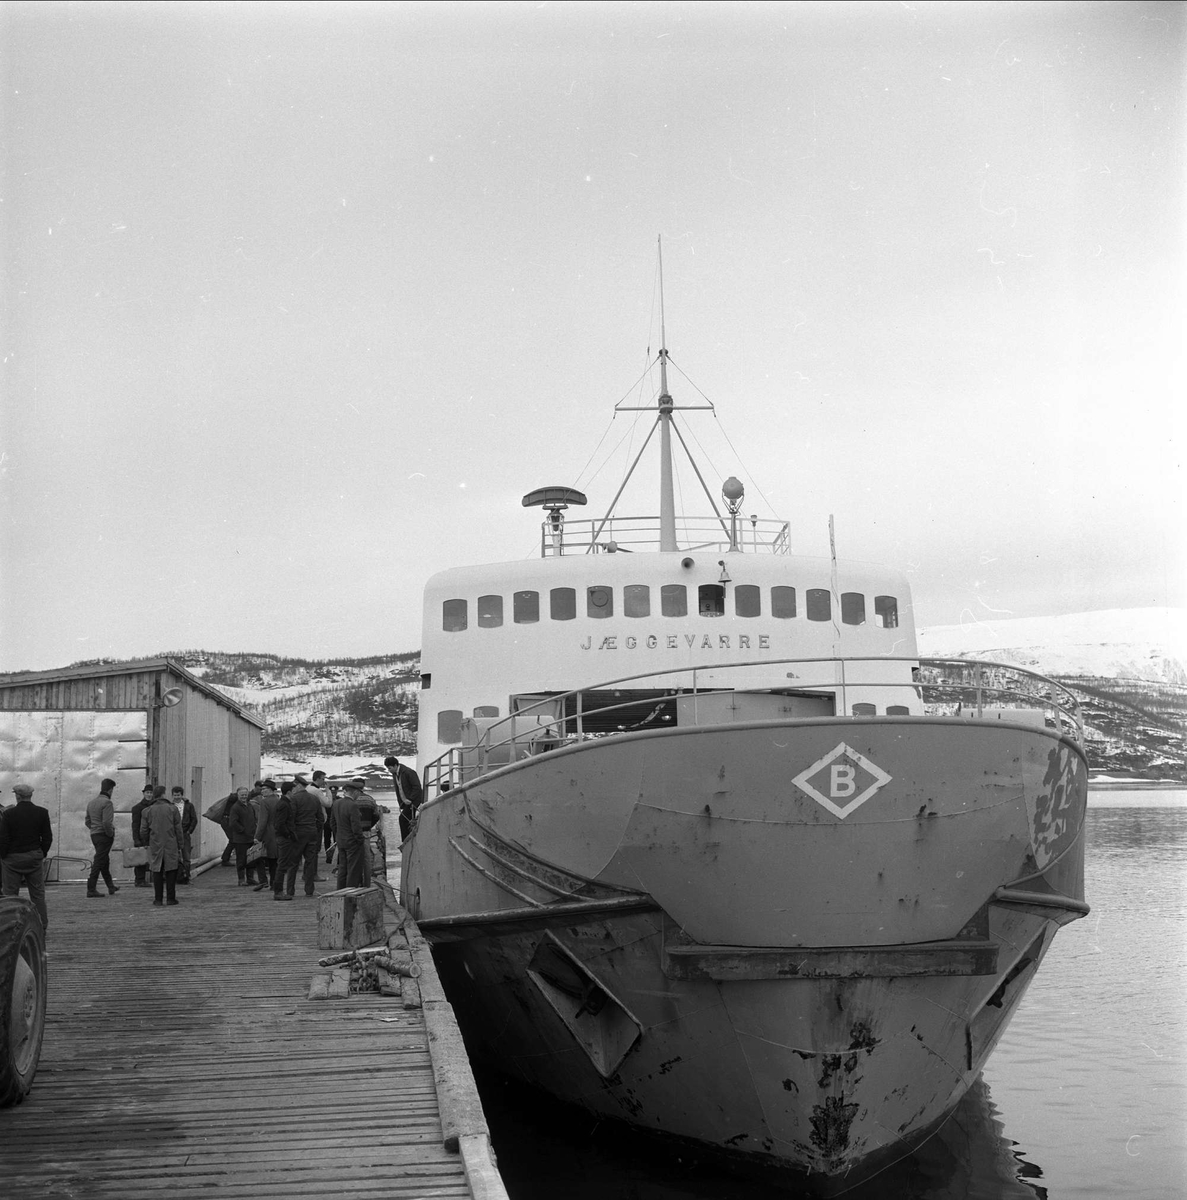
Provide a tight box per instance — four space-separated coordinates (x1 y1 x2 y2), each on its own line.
441 586 898 631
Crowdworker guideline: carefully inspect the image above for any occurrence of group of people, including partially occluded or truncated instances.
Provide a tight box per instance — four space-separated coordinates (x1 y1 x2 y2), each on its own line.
86 779 199 904
216 758 423 899
218 773 330 900
0 755 425 931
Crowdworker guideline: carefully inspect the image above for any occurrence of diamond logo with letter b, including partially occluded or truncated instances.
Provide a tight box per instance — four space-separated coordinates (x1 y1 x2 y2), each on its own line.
792 743 892 819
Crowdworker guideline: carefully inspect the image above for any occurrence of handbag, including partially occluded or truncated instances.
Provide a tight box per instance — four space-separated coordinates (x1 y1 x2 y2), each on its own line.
122 847 149 867
246 840 264 864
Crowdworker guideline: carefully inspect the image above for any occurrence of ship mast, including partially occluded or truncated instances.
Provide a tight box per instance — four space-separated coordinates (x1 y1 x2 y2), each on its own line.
594 238 722 555
657 237 677 552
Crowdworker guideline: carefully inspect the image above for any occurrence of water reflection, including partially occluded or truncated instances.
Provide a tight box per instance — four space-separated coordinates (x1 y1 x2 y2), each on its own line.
479 1069 1047 1199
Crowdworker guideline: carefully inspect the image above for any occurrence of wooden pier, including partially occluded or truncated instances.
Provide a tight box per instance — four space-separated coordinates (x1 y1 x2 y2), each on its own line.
0 866 508 1199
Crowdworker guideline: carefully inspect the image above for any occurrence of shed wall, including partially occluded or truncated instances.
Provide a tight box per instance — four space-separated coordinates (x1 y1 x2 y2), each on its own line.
0 665 263 876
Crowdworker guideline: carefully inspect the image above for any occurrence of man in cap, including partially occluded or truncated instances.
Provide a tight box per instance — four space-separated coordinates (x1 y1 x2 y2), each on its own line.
0 782 53 930
142 784 183 906
331 778 368 889
130 783 155 886
84 777 120 897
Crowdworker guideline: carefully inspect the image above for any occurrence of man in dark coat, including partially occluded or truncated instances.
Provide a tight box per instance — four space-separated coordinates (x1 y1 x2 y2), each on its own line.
142 785 182 906
0 782 54 930
253 780 281 892
84 777 120 897
227 786 264 886
275 777 324 900
130 783 155 886
384 756 424 842
331 779 367 889
172 786 198 883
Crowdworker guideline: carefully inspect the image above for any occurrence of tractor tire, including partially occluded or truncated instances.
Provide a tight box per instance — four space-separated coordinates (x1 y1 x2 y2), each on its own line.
0 897 47 1107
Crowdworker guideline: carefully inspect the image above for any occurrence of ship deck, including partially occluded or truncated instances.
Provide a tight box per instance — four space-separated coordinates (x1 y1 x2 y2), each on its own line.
0 864 506 1199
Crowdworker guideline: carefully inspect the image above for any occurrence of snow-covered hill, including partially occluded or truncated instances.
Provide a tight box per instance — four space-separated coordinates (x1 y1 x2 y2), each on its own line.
917 607 1186 684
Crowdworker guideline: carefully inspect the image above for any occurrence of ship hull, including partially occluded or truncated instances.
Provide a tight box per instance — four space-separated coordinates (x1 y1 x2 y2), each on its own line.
402 716 1087 1192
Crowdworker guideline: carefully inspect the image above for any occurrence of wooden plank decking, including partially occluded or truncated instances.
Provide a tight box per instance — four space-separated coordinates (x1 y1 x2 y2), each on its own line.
0 866 497 1199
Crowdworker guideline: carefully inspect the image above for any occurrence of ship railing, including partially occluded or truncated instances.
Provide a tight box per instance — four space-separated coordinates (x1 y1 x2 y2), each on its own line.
539 514 793 557
422 656 1084 797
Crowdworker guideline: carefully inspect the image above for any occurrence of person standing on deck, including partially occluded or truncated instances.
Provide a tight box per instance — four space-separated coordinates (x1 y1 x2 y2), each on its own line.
226 787 261 887
0 783 52 931
275 776 323 899
306 770 333 880
253 780 281 893
331 779 367 889
354 785 384 884
84 778 120 898
172 786 198 884
142 785 183 907
131 783 154 886
384 755 423 842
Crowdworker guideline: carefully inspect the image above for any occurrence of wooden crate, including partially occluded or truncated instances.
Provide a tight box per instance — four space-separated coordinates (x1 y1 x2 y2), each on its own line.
316 886 386 950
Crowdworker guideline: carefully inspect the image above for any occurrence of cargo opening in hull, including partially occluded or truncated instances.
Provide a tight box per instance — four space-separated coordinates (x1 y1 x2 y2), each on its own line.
526 933 643 1078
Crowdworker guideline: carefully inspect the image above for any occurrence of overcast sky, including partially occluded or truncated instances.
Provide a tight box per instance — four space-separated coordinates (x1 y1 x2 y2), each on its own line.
2 0 1183 672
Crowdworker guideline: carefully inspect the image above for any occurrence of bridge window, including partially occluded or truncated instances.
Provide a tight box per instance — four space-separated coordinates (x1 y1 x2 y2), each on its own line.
661 584 687 616
698 584 725 617
852 702 876 715
477 595 504 628
442 599 467 632
550 588 576 621
841 593 866 626
473 705 499 717
514 591 539 624
887 705 909 715
734 584 761 618
624 584 651 617
437 709 462 743
771 586 797 618
875 595 899 629
806 589 831 621
587 586 614 618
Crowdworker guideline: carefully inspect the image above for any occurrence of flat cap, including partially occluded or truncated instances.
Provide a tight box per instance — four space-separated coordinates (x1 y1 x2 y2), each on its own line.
12 783 33 798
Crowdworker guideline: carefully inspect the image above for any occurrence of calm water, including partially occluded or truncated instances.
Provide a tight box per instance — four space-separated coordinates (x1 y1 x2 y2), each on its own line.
477 790 1187 1198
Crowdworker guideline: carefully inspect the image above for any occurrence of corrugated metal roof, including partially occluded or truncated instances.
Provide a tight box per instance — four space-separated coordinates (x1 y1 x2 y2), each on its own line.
0 656 267 729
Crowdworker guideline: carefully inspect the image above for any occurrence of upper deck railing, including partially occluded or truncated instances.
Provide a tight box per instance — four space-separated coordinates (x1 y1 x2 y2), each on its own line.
539 514 792 557
422 656 1085 798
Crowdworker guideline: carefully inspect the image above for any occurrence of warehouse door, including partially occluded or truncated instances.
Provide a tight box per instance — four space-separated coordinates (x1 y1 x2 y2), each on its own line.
0 711 149 880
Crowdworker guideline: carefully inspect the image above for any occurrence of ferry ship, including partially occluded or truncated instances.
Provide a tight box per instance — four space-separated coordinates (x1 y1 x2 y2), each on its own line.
400 295 1088 1192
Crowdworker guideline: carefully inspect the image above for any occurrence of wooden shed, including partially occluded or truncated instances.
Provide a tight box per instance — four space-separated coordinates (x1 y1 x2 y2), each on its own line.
0 658 266 881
